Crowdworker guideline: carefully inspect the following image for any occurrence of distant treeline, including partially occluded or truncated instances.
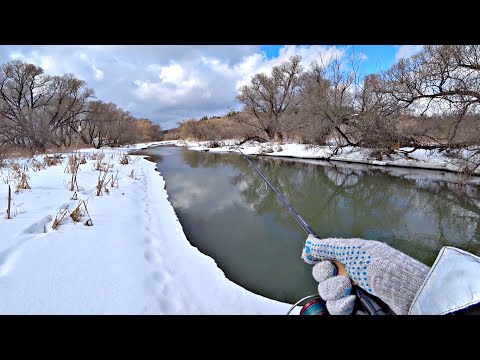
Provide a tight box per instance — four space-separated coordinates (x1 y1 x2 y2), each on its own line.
0 60 163 156
171 45 480 165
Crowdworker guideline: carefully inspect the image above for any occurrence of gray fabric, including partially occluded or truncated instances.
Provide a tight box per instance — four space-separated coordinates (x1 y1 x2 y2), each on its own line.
318 275 352 301
327 295 356 315
302 235 431 315
311 260 355 315
409 246 480 315
312 260 337 283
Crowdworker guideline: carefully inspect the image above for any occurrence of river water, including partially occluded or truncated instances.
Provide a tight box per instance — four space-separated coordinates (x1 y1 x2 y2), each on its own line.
134 145 480 304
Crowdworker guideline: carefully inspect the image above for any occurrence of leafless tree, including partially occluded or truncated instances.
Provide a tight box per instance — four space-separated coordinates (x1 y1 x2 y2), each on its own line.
134 118 164 142
0 60 49 152
0 60 93 153
236 55 304 141
177 118 209 141
79 101 118 147
298 52 364 147
381 45 480 147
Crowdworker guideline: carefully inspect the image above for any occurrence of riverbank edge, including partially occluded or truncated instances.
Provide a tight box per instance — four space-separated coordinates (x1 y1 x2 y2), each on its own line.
145 140 480 186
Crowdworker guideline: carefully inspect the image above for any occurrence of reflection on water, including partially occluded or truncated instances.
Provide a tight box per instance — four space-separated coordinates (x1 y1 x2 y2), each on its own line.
135 145 480 304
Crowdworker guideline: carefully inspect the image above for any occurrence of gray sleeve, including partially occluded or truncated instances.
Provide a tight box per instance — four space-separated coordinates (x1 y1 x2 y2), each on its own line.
409 246 480 315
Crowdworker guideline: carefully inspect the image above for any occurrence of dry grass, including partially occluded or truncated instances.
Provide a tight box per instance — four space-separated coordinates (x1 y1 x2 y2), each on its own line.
31 159 46 172
44 154 62 167
12 164 31 193
12 203 24 218
66 154 81 191
52 206 69 230
92 152 109 171
120 153 130 165
70 198 93 225
53 199 94 229
70 200 86 222
96 170 110 196
110 169 120 188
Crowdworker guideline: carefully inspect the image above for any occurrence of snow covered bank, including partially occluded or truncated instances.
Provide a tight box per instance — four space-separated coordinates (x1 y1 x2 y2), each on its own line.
0 144 296 314
179 140 480 180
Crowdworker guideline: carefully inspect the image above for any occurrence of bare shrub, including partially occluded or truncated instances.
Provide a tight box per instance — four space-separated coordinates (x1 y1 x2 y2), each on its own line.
206 141 221 148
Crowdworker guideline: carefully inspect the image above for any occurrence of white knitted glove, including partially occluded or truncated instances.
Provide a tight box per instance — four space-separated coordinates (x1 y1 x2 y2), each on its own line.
312 260 356 315
302 235 431 315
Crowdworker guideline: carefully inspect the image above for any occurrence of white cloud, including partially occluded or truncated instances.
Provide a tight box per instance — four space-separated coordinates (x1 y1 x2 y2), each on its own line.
395 45 423 61
9 51 55 73
92 65 104 81
0 45 345 129
158 63 184 83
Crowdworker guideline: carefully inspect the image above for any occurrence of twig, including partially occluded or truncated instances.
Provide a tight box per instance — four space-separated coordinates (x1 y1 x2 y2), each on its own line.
7 184 11 219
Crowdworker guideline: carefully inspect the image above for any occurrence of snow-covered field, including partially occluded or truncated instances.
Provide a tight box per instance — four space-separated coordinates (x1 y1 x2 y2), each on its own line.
1 139 478 315
0 143 295 314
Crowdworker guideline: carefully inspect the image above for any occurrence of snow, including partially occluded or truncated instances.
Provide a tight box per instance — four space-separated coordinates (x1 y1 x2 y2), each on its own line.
1 138 478 314
0 143 297 314
184 140 480 179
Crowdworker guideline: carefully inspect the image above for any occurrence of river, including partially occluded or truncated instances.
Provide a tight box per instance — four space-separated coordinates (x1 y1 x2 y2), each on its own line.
134 145 480 304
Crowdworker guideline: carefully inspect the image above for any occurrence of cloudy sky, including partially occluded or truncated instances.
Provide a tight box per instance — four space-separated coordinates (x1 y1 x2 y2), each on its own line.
0 45 422 129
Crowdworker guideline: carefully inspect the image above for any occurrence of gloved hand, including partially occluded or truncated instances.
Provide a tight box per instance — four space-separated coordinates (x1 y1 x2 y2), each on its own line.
302 235 431 315
311 260 357 315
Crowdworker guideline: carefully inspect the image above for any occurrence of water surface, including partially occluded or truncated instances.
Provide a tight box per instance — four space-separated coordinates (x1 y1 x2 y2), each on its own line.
135 145 480 304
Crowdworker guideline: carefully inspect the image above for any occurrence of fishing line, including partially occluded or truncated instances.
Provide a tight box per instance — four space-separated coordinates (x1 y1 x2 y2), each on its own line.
235 146 320 239
234 144 391 315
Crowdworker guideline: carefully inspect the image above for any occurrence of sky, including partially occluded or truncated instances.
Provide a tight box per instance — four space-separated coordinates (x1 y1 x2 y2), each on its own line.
0 45 423 130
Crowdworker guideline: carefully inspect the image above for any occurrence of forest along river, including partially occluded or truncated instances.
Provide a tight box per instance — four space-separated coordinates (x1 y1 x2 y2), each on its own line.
133 145 480 304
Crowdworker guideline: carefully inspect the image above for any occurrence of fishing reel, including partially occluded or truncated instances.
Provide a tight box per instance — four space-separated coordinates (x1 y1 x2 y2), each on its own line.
286 294 328 315
286 288 395 315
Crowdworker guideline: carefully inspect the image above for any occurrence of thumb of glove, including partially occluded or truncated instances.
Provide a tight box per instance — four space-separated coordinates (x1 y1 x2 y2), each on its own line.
302 234 430 315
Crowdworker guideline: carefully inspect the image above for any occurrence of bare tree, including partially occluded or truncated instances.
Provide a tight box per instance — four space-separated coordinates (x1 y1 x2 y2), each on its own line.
79 100 117 147
298 52 363 147
381 45 480 147
134 118 164 142
236 55 304 141
0 60 49 152
105 108 137 146
0 60 94 153
43 74 94 148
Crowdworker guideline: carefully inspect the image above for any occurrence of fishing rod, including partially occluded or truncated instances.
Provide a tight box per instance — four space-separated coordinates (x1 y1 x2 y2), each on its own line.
235 145 392 315
236 147 320 239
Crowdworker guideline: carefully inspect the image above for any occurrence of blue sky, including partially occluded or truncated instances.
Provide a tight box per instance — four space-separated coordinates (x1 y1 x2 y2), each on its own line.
0 45 422 129
260 45 403 74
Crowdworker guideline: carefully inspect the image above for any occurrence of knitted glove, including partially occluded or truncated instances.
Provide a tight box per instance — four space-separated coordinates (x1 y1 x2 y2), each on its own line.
302 235 431 315
312 260 356 315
